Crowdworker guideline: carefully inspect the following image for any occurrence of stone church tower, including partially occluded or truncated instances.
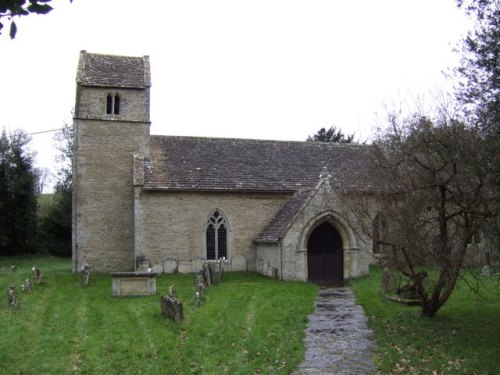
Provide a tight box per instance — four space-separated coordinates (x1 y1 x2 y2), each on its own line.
72 51 151 272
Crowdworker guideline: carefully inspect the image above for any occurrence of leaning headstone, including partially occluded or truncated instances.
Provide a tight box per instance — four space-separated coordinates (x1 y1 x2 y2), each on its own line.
203 263 213 286
32 267 43 284
160 295 184 322
7 284 16 307
82 265 90 286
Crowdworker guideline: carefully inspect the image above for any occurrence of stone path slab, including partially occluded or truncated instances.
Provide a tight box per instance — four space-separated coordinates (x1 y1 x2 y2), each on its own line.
293 286 377 375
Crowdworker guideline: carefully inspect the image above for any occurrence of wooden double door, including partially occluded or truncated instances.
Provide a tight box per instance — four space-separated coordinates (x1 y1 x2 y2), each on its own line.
307 222 343 284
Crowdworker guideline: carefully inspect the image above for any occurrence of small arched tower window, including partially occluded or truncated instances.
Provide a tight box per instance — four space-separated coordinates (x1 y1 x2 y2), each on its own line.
114 94 120 114
206 210 228 260
106 94 113 114
105 93 121 115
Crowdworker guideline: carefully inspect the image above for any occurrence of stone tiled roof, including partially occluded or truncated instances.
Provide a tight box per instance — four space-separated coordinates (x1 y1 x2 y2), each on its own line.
254 190 314 243
77 51 150 89
144 136 384 192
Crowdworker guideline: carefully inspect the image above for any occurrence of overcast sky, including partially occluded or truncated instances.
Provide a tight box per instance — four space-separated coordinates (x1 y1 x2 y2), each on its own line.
0 0 471 188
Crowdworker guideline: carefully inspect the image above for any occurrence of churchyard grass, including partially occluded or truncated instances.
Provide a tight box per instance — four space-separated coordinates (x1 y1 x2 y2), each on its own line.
350 266 500 374
0 256 318 374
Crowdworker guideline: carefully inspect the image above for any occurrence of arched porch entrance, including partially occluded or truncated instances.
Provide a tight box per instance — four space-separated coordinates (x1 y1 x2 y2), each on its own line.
307 222 343 284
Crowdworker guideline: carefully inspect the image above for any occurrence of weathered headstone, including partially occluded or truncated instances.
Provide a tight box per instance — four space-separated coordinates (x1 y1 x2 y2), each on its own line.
7 284 16 307
203 263 213 286
0 267 6 275
151 263 163 274
163 258 178 274
168 285 177 299
381 267 400 294
21 278 32 293
160 294 184 322
82 265 90 286
136 256 152 272
32 267 43 284
178 261 192 274
191 258 205 273
11 265 17 273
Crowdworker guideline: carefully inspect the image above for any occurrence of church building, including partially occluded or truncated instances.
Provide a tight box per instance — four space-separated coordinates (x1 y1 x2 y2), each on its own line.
72 51 383 283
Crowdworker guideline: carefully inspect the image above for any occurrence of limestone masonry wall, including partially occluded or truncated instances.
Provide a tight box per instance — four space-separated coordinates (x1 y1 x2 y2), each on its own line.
73 84 150 272
137 191 291 268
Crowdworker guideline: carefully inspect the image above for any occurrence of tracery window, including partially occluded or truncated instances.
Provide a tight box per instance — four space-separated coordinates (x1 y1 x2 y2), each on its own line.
206 210 228 260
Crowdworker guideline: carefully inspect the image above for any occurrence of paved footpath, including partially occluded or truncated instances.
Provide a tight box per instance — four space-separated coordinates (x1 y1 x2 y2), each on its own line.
293 286 377 375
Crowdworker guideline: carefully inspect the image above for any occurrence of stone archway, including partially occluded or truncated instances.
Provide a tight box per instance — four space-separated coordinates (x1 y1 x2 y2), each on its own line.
307 222 344 284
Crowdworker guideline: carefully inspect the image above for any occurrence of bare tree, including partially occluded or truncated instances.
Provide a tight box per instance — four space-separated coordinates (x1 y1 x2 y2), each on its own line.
345 110 498 317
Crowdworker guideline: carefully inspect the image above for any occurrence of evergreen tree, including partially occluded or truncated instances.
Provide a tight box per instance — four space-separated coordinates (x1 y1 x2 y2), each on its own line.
0 129 38 254
306 126 355 143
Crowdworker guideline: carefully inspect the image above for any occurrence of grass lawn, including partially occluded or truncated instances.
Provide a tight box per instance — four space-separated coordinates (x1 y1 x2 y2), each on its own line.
0 256 318 375
350 266 500 375
2 258 498 374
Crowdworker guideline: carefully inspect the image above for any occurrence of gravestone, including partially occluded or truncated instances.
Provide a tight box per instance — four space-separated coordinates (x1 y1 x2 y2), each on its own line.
178 262 192 274
160 287 184 323
381 267 400 293
21 278 32 293
151 263 163 274
191 258 204 273
136 256 152 271
163 258 178 274
32 267 43 284
7 284 16 307
82 265 90 286
231 255 247 272
203 263 213 286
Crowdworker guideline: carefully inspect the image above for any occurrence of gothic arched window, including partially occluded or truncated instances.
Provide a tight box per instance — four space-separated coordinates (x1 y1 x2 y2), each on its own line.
206 210 228 260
